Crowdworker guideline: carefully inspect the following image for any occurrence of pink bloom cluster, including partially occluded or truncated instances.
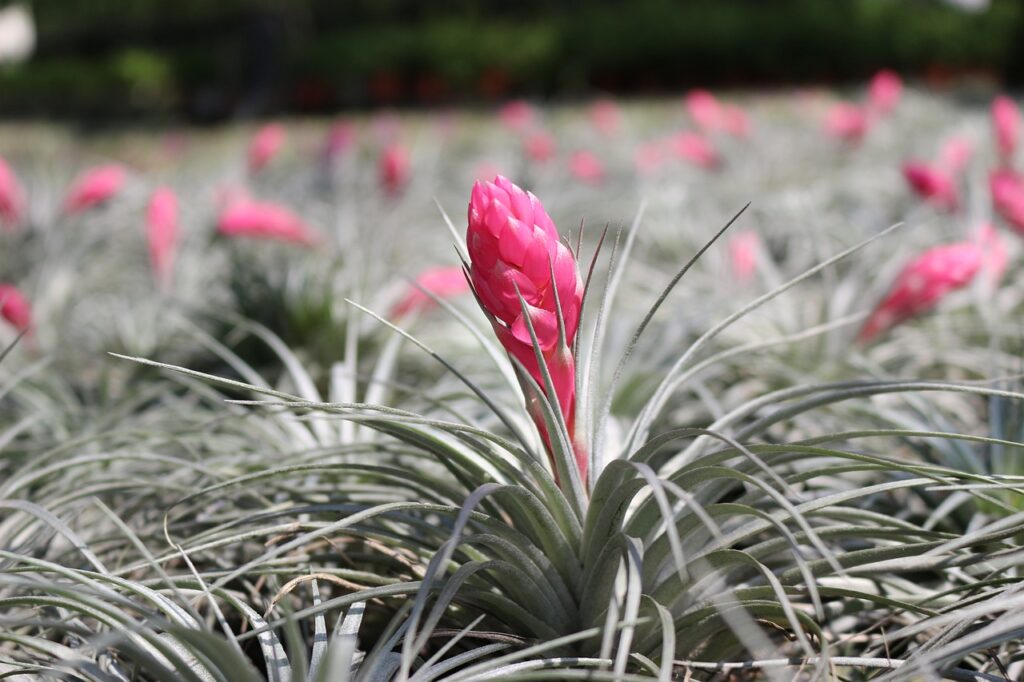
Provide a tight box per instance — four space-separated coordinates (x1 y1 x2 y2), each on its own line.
0 156 25 229
217 196 318 246
0 284 31 333
248 123 286 173
391 266 469 319
146 187 179 288
63 164 127 215
467 176 585 481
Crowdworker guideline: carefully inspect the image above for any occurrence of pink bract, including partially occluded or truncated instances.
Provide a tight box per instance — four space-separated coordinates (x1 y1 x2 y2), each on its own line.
146 187 178 289
0 284 31 333
63 164 127 215
466 175 585 482
391 266 470 318
859 241 982 342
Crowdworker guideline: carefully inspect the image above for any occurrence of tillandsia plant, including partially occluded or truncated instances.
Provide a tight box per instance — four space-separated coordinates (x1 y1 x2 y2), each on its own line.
465 175 586 488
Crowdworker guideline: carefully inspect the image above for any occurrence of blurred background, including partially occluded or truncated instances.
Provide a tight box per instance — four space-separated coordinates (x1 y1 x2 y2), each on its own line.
0 0 1022 122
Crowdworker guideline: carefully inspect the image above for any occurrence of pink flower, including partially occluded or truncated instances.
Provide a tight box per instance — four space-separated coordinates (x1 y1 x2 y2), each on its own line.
990 169 1024 233
938 136 973 175
63 164 127 215
217 197 318 246
0 284 31 333
974 222 1008 289
634 141 666 174
721 104 751 138
380 143 410 196
568 151 604 184
728 230 761 282
685 89 722 131
868 69 902 115
524 131 555 163
669 131 719 168
499 100 535 132
248 123 286 173
903 162 959 211
858 241 983 342
467 175 585 482
391 266 470 318
992 95 1020 165
824 103 869 143
589 99 621 135
0 156 25 229
146 187 178 288
324 121 355 162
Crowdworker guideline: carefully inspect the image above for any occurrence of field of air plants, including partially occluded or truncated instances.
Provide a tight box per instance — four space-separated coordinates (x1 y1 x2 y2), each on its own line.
3 74 1024 681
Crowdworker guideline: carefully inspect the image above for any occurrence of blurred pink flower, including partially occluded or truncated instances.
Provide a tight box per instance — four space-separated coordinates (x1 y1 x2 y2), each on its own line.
380 143 410 196
992 95 1020 165
721 104 751 138
63 164 127 215
217 197 318 246
685 89 722 131
324 121 356 162
146 187 178 289
728 230 761 282
938 136 973 175
524 130 555 163
391 266 469 318
467 175 585 482
248 123 286 173
0 155 25 229
974 222 1008 289
859 241 982 342
824 103 869 143
589 99 621 135
868 69 902 115
903 162 959 211
499 100 535 132
0 283 31 333
372 112 401 143
990 169 1024 233
668 131 719 168
568 151 605 184
634 141 666 174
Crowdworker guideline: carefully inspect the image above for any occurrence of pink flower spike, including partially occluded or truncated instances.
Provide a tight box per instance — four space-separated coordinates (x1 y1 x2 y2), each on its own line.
721 104 751 138
568 151 605 184
685 89 723 131
499 100 535 132
728 230 761 282
248 123 286 173
589 99 621 135
868 69 902 115
146 187 178 289
391 266 470 318
938 136 973 176
992 95 1020 165
380 143 410 196
0 156 25 229
903 162 959 211
824 103 869 143
973 222 1008 288
634 141 666 174
217 197 319 247
0 284 31 333
858 241 983 343
63 164 127 215
324 121 356 162
990 169 1024 233
467 176 585 483
524 131 555 163
669 131 719 168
